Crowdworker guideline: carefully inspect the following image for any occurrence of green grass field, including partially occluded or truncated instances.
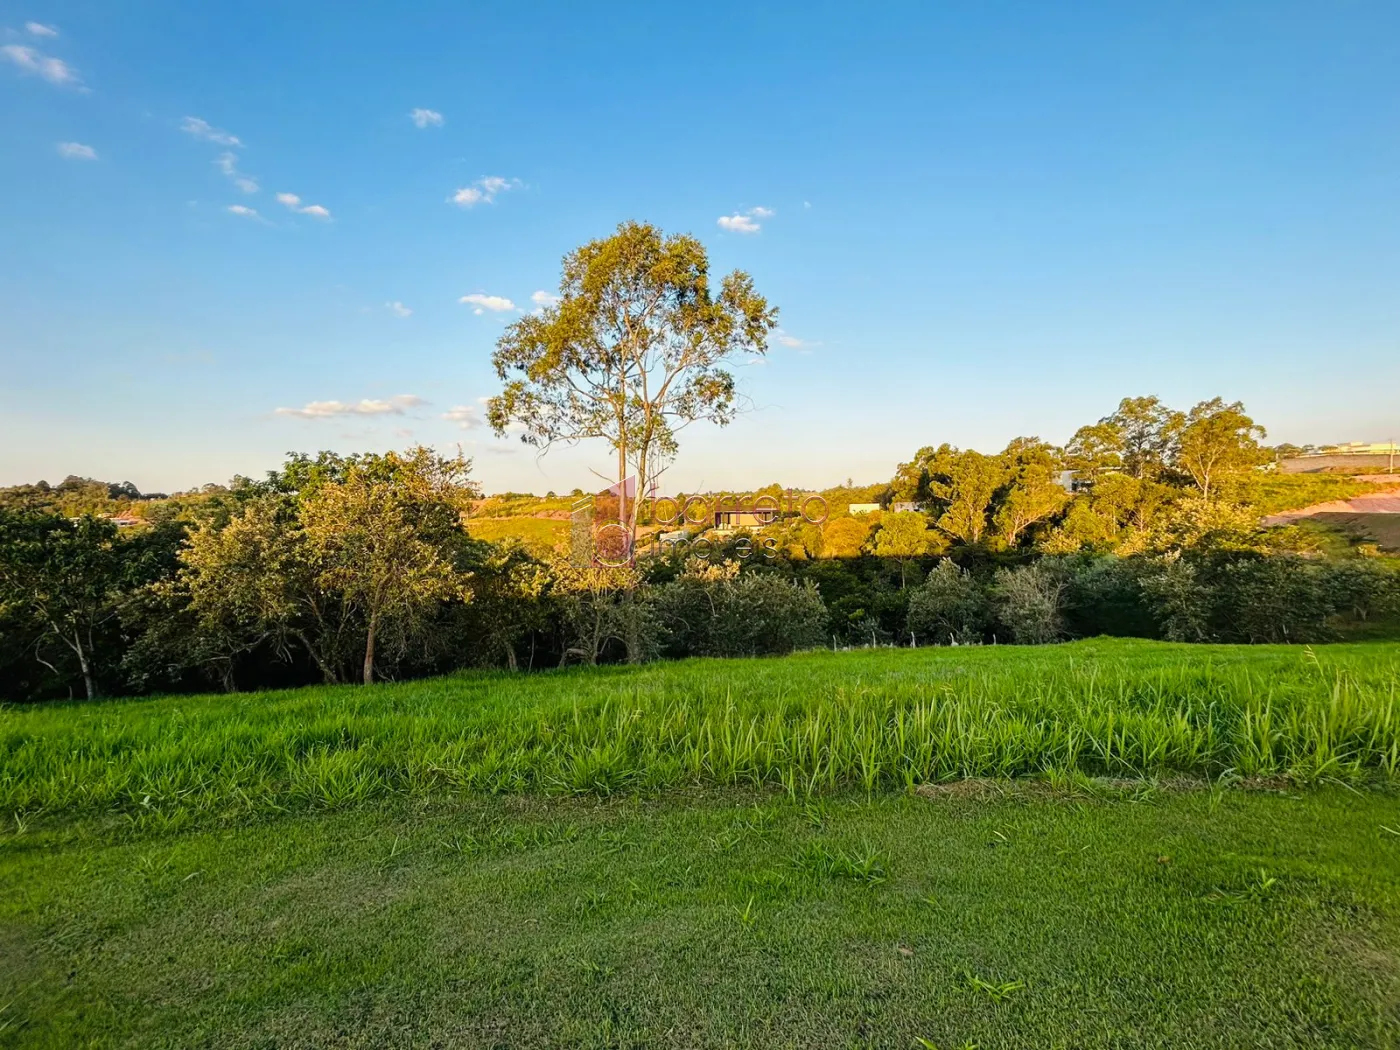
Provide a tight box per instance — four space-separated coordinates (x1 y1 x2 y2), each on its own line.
4 641 1398 825
464 514 568 550
3 641 1400 1047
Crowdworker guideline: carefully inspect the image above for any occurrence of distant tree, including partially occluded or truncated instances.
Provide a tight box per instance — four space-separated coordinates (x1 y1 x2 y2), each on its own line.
1173 398 1266 500
550 558 646 666
1063 421 1123 480
890 445 936 505
300 449 475 684
1040 474 1178 555
487 221 777 546
1106 396 1185 480
177 496 324 686
817 515 868 560
0 513 122 698
822 516 872 559
926 446 1004 546
868 511 935 586
1162 495 1263 553
994 438 1070 547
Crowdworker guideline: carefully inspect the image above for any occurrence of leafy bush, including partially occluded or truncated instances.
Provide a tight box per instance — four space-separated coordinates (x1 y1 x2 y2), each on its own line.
992 563 1067 644
1140 558 1215 642
906 560 989 645
1216 556 1335 643
651 571 828 658
1059 555 1156 638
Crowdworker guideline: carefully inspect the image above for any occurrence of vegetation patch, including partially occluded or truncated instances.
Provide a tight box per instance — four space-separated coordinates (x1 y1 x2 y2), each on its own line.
3 641 1398 831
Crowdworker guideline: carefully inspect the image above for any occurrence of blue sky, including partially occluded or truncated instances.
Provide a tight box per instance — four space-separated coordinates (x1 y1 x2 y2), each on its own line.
2 2 1397 495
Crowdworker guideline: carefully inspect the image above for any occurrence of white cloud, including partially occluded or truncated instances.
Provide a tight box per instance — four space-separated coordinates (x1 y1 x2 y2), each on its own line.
459 293 515 314
56 141 96 160
386 301 412 317
275 394 426 419
274 192 330 219
530 289 560 307
410 108 443 128
775 330 816 350
226 204 260 218
450 175 518 207
717 206 774 234
181 116 242 147
2 44 80 86
25 22 59 37
717 213 760 234
213 151 258 192
442 405 481 429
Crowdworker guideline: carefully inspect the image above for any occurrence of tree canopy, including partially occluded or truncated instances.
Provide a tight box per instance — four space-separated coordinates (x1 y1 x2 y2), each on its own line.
487 221 777 542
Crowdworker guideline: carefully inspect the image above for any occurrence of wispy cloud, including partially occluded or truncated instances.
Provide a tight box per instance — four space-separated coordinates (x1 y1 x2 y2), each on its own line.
275 192 331 219
530 290 560 307
410 108 444 128
451 175 518 208
442 405 481 429
56 141 96 160
25 22 58 37
386 301 412 317
275 394 426 419
459 293 515 314
226 204 260 219
717 206 774 234
214 151 258 193
181 116 242 147
774 329 817 350
1 44 81 86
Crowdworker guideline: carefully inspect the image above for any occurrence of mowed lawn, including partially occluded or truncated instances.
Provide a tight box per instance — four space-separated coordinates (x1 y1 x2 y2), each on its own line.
2 641 1400 1047
3 787 1399 1048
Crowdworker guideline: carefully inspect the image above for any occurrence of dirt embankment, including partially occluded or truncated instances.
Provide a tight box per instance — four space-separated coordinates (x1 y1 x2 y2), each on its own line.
1262 485 1400 550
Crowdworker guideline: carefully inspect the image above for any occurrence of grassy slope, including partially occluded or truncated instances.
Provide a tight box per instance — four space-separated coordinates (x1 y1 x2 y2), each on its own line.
2 786 1398 1048
4 641 1399 825
464 515 568 549
1243 474 1388 516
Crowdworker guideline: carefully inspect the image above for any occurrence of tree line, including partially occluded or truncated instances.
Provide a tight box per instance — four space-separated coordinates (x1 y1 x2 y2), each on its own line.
3 221 1396 701
1 415 1396 701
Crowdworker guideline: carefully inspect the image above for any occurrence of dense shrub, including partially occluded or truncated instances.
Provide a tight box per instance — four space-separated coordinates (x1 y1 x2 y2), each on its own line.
651 572 828 658
1140 558 1214 642
906 560 989 645
992 563 1068 644
1059 555 1156 638
1216 556 1336 643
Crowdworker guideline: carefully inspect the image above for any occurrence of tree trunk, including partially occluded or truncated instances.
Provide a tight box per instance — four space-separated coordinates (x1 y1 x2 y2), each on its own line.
293 629 339 684
623 588 642 663
363 611 377 685
73 631 95 700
